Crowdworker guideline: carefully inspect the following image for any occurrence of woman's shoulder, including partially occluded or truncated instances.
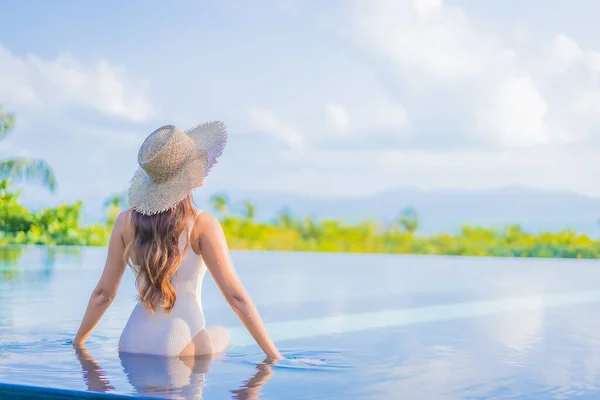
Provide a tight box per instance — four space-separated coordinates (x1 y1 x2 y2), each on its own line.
194 210 221 232
191 211 224 254
113 209 134 241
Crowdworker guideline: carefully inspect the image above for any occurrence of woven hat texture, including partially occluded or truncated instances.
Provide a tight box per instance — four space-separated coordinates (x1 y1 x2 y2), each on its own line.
128 122 227 215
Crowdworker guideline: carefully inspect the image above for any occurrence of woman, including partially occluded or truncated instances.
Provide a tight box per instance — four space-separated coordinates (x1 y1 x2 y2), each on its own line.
73 122 281 360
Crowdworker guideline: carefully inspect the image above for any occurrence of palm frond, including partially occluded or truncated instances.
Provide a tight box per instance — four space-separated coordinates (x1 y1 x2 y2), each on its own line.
0 157 57 193
0 107 15 141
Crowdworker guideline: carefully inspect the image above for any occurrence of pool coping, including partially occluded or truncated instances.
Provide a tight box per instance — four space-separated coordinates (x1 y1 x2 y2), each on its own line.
0 382 155 400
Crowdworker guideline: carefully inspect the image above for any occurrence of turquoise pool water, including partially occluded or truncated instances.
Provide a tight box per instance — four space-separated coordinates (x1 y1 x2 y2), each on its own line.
2 246 600 399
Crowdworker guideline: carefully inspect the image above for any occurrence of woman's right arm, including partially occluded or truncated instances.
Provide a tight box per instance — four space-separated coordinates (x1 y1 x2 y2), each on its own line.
197 212 282 360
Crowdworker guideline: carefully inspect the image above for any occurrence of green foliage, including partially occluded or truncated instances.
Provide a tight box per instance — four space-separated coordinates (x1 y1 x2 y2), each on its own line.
212 196 600 259
103 193 127 227
276 207 294 229
0 107 57 192
243 201 256 221
0 106 15 140
0 246 24 281
2 184 600 260
0 180 110 246
398 206 419 234
215 198 600 258
210 193 229 218
0 158 57 193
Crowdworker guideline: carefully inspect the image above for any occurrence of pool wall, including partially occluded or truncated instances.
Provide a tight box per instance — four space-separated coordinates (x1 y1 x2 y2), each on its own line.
0 382 154 400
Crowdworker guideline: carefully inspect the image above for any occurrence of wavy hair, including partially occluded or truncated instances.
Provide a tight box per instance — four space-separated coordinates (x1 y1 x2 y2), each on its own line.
124 195 197 313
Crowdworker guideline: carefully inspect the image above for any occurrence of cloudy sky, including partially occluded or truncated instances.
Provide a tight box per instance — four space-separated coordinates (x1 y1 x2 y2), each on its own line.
2 0 600 212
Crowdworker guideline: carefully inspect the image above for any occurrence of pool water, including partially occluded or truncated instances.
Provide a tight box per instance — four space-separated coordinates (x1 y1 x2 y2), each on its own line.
3 246 600 399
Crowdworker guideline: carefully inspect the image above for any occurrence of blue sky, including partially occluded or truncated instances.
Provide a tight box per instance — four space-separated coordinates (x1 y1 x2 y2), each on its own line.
2 0 600 214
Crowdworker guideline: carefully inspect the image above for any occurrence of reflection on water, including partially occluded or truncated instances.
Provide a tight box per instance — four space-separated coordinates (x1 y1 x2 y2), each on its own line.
120 352 210 399
230 361 274 400
75 346 115 393
0 245 82 281
0 246 23 281
75 345 276 399
4 247 600 398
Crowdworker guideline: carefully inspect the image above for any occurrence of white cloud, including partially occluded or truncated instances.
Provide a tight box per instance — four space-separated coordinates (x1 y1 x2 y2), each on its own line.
83 127 145 151
0 43 155 122
325 104 350 134
413 0 443 16
348 0 491 79
376 103 409 131
586 51 600 73
342 0 600 149
247 109 305 151
322 101 408 138
477 77 548 146
547 34 583 73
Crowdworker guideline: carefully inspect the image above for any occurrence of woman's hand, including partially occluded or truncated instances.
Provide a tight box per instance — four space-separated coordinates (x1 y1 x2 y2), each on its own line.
264 349 284 361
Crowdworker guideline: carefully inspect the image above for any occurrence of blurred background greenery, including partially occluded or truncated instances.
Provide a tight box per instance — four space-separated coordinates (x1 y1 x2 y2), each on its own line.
0 178 599 259
2 106 600 259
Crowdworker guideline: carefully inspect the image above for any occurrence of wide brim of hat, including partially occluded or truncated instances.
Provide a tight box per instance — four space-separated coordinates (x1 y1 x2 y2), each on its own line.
128 121 227 215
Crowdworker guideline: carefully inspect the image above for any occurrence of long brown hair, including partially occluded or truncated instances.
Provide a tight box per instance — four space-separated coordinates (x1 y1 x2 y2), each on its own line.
125 195 197 313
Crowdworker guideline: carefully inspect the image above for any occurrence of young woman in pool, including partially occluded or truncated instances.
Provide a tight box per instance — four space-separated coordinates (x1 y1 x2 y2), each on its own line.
73 122 282 360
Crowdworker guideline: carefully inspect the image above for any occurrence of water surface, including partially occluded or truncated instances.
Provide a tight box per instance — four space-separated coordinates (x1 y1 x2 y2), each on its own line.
2 246 600 399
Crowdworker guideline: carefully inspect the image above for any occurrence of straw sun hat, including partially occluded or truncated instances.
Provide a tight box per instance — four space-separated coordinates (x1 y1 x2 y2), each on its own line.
128 122 227 215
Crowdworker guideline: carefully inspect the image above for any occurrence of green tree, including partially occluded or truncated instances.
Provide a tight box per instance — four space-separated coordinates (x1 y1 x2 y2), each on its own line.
103 193 127 227
0 180 108 246
210 192 229 218
0 107 57 192
243 201 256 222
399 206 419 234
299 215 323 242
0 179 33 234
277 207 294 229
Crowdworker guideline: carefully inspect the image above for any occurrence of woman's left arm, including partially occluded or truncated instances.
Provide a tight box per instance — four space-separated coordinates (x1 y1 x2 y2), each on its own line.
73 211 129 346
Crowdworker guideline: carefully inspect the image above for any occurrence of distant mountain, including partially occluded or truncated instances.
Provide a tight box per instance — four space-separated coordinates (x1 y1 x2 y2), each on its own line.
21 186 600 236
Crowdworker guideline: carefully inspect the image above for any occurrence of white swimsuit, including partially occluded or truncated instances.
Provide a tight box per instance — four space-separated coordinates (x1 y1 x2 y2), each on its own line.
119 217 207 356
